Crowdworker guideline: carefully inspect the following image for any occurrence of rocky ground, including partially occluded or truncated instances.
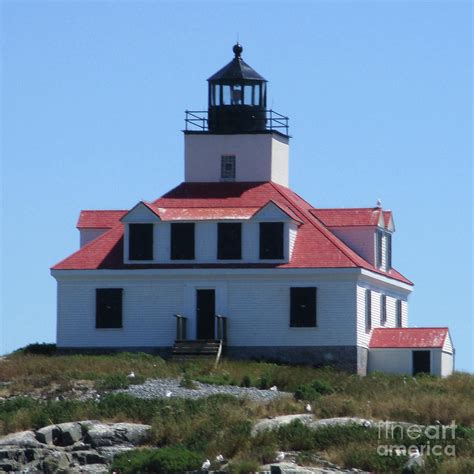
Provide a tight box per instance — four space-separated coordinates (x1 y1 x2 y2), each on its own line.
118 377 292 401
0 420 150 473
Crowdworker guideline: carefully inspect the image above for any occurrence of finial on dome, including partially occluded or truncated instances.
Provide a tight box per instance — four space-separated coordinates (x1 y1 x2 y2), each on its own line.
233 43 243 58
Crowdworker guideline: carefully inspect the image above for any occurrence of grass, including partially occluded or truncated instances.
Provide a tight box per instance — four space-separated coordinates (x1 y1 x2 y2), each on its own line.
0 348 473 472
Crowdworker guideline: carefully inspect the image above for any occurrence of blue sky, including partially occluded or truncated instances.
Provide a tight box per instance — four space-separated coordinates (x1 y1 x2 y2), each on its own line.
1 1 472 371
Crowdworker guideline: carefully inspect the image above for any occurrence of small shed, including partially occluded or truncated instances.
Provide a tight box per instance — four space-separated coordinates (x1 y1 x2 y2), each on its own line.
368 328 454 377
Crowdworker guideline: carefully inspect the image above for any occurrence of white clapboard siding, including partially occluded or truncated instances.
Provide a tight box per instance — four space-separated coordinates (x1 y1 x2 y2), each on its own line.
57 280 183 347
56 273 358 349
441 351 454 376
330 227 376 266
443 332 453 354
226 279 357 346
356 285 409 347
80 229 108 248
289 223 298 259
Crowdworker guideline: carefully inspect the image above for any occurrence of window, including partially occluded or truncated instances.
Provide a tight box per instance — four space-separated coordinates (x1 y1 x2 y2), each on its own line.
171 223 195 260
290 287 317 327
218 223 242 259
381 294 387 325
129 224 153 260
396 299 402 327
221 155 236 181
376 230 383 268
365 289 372 332
386 233 392 270
96 289 122 329
260 222 284 259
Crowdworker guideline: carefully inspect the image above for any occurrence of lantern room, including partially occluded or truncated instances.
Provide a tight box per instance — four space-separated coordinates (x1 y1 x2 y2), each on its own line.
207 43 268 134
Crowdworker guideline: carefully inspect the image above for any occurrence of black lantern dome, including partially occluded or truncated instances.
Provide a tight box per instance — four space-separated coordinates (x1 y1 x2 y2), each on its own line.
207 43 267 133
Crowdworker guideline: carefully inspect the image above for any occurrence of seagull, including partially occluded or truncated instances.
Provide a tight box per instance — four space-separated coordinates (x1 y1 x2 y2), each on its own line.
409 447 421 458
305 403 312 413
215 454 225 463
201 459 211 470
165 391 172 397
127 371 135 379
269 385 278 391
275 451 285 462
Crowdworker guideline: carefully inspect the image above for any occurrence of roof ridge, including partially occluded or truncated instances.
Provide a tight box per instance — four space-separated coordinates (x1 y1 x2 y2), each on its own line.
269 182 364 269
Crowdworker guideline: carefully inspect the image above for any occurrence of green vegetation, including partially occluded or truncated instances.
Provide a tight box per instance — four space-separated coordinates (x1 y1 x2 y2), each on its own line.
111 446 204 473
0 349 473 472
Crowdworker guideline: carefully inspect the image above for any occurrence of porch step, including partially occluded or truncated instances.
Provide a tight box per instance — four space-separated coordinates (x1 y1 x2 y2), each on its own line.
171 340 223 364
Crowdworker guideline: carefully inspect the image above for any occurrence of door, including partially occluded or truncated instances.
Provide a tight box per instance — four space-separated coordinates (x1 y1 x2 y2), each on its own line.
412 350 431 375
196 289 215 340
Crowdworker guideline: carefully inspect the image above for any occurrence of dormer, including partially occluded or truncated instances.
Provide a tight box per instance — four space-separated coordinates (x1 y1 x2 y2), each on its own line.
121 202 160 263
252 201 302 261
184 44 290 187
310 206 394 271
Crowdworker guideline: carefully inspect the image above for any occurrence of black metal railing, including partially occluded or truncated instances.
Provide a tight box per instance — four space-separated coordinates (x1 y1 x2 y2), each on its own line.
215 315 227 343
174 314 187 341
184 109 289 136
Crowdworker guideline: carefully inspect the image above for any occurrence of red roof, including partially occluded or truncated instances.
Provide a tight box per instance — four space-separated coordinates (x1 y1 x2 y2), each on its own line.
77 210 128 229
52 181 412 285
310 208 385 227
369 328 449 349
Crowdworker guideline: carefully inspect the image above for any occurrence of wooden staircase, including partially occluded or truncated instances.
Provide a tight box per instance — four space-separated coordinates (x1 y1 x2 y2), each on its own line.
171 340 223 364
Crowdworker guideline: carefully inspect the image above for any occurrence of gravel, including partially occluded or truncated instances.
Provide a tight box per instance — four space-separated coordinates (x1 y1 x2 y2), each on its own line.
117 378 292 401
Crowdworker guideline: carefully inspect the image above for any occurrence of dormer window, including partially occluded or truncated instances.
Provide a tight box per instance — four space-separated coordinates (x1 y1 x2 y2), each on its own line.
218 223 242 259
260 222 284 259
129 224 153 260
221 155 236 181
376 230 383 268
171 223 195 260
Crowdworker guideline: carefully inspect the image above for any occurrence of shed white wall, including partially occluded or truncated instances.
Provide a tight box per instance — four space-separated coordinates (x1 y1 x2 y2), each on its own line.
368 348 453 377
368 348 412 375
80 229 108 248
55 272 358 349
184 133 289 186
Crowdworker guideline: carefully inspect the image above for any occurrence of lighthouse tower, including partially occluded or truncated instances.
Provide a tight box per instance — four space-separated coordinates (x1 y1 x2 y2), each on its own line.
184 44 290 186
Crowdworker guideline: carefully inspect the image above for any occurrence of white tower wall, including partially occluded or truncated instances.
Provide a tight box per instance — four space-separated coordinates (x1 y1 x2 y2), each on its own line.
184 132 289 187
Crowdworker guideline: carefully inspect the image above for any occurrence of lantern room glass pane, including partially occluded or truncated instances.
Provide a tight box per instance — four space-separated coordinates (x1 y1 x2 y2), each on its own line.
244 85 253 105
231 85 242 105
222 85 232 105
254 85 261 106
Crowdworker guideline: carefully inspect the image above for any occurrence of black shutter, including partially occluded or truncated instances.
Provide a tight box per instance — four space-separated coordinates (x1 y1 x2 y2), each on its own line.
387 234 392 269
396 299 402 327
260 222 284 259
171 223 195 260
290 287 317 327
96 289 123 328
129 224 153 260
366 289 372 332
381 294 387 325
218 223 242 259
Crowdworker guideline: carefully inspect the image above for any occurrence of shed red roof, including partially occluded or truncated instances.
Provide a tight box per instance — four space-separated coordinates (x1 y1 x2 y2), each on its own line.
53 181 412 285
369 328 449 349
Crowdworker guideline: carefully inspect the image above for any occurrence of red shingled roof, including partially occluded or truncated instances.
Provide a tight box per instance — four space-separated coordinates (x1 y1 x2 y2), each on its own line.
77 210 128 229
370 328 449 349
52 181 412 285
310 208 384 227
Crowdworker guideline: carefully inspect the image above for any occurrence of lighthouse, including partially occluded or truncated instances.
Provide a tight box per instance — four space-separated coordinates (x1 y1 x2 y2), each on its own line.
184 44 290 186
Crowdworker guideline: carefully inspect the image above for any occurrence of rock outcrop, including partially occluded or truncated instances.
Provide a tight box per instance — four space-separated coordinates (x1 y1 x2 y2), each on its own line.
0 421 151 472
